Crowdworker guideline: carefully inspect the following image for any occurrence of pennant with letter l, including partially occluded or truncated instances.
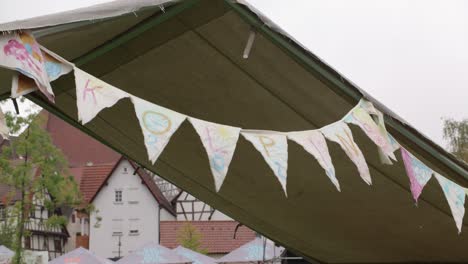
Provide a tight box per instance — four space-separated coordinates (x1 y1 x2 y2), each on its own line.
132 96 186 164
189 117 241 192
12 46 73 98
74 67 129 124
288 130 339 191
434 173 465 233
343 102 396 162
321 121 372 185
242 131 288 195
400 148 433 203
0 31 54 101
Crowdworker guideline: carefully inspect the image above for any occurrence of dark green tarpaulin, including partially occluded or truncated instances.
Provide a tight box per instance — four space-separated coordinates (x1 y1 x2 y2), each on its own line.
0 0 467 263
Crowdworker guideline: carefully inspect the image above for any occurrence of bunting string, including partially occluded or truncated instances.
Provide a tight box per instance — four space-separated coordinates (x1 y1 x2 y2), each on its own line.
0 30 466 233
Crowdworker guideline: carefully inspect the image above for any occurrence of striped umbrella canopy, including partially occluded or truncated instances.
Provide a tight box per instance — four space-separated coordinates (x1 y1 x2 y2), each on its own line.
117 242 191 264
49 247 113 264
173 246 216 264
217 238 284 263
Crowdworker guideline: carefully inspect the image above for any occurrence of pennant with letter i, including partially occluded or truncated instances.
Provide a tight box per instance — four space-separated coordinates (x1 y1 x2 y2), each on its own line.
288 130 339 191
132 96 186 164
343 102 396 162
242 131 288 195
400 148 433 203
321 121 372 185
0 31 54 101
74 67 129 124
434 173 465 233
189 118 241 192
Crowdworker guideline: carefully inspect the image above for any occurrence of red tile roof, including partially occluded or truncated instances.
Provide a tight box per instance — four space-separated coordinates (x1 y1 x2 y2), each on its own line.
78 163 116 204
45 112 120 167
160 221 256 254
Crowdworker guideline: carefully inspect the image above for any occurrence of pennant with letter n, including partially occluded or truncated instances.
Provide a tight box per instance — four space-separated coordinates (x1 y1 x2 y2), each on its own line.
189 117 241 192
74 67 129 124
242 131 288 196
288 130 339 191
132 96 186 164
321 121 372 185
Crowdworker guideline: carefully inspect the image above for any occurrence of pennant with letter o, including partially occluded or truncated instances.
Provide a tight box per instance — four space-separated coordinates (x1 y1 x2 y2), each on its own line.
132 96 186 164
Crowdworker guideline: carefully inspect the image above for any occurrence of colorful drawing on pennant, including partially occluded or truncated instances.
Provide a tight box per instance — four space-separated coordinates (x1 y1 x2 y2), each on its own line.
132 96 186 164
11 47 73 98
344 105 396 161
190 118 241 191
288 130 339 191
74 67 129 124
434 173 465 233
400 148 433 202
321 121 372 185
1 31 54 101
242 131 288 195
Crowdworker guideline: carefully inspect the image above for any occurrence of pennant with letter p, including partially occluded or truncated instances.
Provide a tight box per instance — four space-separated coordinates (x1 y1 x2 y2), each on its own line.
189 118 241 192
74 67 129 124
0 31 54 101
288 130 339 191
321 121 372 185
400 148 433 203
242 131 288 195
434 173 465 233
132 96 186 164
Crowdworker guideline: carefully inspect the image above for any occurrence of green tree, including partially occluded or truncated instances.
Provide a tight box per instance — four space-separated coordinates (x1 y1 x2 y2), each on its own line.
443 118 468 163
0 112 81 264
177 223 208 254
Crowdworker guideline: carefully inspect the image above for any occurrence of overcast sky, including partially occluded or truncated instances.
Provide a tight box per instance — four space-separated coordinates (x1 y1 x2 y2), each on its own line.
1 0 467 147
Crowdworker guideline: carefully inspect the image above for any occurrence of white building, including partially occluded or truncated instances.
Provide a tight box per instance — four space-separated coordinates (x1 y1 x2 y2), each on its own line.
65 157 176 259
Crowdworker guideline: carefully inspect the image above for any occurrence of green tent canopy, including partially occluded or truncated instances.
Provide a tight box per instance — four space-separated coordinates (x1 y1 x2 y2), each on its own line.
0 1 467 263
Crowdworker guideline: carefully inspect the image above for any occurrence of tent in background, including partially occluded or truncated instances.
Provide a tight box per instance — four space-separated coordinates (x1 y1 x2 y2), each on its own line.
217 237 284 263
0 245 13 264
116 242 191 264
173 246 217 264
0 0 467 263
48 247 113 264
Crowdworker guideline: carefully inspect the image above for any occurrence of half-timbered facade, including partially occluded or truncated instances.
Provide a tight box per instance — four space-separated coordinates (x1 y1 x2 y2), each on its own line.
0 188 69 260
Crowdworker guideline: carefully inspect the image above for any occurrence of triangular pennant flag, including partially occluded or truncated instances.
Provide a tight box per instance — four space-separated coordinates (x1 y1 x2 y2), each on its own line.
74 67 129 124
321 121 372 185
434 173 465 233
343 102 396 162
400 148 433 202
242 131 288 195
12 46 73 98
189 117 241 192
132 96 186 164
0 31 54 101
357 99 400 164
288 130 339 191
